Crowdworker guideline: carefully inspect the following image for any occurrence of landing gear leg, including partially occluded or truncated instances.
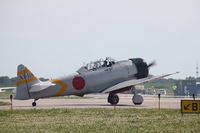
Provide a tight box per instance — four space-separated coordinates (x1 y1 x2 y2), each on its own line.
32 99 38 107
107 94 119 105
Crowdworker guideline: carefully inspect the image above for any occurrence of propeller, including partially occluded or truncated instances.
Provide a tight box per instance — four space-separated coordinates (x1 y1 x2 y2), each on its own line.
148 61 156 68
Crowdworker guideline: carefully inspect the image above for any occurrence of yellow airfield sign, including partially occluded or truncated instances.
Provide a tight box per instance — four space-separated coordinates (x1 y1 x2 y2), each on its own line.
181 100 200 113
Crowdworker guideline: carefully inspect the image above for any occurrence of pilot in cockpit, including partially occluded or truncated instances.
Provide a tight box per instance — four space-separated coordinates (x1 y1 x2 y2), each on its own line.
103 60 108 67
103 57 112 67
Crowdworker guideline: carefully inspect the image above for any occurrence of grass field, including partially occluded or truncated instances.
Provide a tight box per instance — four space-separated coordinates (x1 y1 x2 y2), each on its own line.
0 101 11 106
0 92 15 99
0 108 200 133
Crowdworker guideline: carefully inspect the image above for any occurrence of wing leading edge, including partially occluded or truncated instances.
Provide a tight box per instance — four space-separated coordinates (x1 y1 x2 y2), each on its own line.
102 72 179 93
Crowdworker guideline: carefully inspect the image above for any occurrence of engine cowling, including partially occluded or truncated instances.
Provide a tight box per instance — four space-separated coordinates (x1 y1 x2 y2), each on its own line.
129 58 149 79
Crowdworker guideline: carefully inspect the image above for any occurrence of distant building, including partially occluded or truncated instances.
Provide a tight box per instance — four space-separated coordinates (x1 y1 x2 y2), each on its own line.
196 82 200 96
174 80 199 96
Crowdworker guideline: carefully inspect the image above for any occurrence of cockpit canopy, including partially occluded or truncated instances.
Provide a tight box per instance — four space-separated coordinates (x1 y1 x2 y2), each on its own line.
86 57 116 71
77 57 116 74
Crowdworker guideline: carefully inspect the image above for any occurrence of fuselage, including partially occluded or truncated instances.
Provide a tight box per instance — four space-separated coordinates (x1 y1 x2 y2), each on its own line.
30 60 138 99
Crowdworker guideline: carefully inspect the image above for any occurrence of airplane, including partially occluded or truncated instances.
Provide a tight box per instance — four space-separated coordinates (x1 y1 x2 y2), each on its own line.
15 57 178 106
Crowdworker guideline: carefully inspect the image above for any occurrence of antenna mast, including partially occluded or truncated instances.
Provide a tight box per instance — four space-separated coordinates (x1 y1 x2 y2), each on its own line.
196 61 199 79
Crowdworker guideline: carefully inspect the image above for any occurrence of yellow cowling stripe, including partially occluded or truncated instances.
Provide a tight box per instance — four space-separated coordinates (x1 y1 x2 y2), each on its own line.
17 69 32 75
16 77 39 86
51 79 68 96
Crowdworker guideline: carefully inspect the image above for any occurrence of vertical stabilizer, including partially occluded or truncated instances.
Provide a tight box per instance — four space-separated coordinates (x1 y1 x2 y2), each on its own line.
15 64 40 100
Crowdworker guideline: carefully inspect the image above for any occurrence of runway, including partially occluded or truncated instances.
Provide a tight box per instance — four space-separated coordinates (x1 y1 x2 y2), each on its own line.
0 94 197 110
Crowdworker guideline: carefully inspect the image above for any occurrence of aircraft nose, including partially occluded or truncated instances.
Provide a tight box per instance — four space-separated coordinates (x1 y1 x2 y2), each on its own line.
129 58 149 79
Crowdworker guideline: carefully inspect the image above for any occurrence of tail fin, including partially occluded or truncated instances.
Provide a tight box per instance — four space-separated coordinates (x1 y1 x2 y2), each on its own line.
15 64 40 100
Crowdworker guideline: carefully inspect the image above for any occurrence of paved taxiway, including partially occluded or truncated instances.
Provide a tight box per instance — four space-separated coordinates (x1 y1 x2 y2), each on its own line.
0 94 198 110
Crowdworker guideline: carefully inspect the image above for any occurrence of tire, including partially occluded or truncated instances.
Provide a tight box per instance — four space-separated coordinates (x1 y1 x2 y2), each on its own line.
132 95 143 105
32 102 36 107
108 94 119 105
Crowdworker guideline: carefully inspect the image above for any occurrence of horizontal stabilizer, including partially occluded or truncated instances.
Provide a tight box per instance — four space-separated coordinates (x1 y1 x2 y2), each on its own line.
29 81 56 93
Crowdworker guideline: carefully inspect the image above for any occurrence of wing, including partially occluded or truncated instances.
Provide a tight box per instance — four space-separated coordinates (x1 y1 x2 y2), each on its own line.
102 72 179 93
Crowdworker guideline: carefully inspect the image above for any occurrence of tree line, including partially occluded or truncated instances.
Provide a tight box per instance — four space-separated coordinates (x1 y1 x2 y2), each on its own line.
0 76 48 87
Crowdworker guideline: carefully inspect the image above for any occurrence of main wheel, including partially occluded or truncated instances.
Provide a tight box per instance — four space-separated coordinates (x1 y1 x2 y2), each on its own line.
32 102 36 107
108 94 119 105
132 95 143 105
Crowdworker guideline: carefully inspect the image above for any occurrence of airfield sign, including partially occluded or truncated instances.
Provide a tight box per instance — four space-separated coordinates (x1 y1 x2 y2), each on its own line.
181 100 200 113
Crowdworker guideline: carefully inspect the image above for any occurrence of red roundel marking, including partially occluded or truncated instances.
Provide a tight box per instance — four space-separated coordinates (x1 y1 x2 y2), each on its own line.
72 76 85 90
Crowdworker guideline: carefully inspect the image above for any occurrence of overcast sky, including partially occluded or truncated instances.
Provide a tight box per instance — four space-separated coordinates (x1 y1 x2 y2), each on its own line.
1 0 200 79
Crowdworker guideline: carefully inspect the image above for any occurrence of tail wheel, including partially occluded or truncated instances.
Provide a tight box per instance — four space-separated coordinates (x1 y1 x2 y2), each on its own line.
132 95 143 105
32 99 38 107
32 102 36 107
108 94 119 105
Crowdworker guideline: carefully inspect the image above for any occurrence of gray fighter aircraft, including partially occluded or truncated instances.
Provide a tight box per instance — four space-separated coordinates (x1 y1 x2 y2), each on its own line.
15 57 177 106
